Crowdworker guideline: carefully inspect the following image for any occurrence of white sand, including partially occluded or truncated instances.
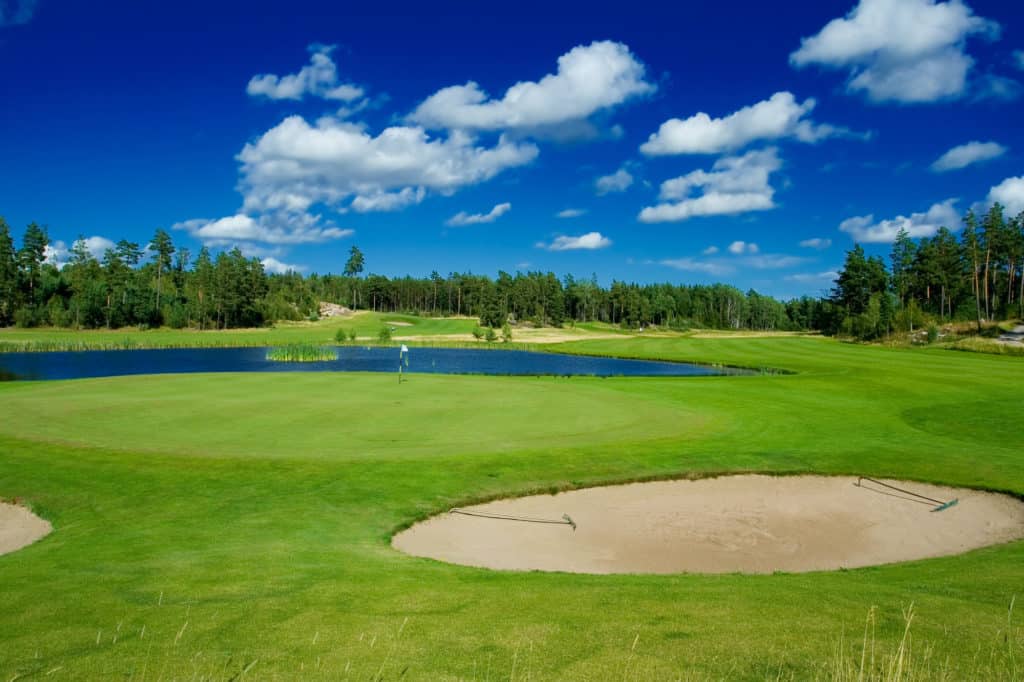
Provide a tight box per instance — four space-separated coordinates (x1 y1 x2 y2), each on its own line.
0 503 52 556
393 475 1024 574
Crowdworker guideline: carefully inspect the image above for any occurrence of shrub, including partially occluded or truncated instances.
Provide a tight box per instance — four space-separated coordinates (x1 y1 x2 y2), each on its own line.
485 327 498 342
471 326 484 340
926 324 939 344
13 306 38 328
334 328 349 343
349 328 358 342
501 322 512 343
378 326 393 343
165 303 189 330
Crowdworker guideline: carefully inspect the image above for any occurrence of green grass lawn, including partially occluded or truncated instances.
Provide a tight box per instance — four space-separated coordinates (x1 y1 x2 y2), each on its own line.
0 312 484 352
1 336 1023 679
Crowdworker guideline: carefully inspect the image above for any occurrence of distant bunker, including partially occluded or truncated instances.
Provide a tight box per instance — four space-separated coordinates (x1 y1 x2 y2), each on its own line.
393 475 1024 574
0 503 51 557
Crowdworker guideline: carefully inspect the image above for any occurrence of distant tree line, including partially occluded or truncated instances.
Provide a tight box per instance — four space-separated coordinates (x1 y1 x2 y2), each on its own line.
0 217 829 332
828 204 1024 339
0 220 270 330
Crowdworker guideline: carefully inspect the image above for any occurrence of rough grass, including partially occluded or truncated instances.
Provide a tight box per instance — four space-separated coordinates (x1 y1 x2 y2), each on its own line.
1 336 1024 679
0 313 486 352
945 337 1024 357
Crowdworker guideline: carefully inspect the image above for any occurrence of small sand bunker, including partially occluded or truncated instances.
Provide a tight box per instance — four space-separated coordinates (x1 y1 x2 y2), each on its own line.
393 475 1024 574
0 503 52 556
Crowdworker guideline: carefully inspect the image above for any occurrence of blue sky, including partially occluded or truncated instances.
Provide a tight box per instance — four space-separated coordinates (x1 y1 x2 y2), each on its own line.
1 0 1023 298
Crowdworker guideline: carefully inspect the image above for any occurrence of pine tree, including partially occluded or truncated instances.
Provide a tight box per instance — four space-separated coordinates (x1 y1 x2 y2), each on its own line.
18 222 48 305
0 217 18 325
149 229 175 313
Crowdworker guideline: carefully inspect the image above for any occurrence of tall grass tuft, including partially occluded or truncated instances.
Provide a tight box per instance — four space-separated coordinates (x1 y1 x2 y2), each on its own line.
822 600 1021 681
0 338 144 353
265 344 338 362
946 337 1024 357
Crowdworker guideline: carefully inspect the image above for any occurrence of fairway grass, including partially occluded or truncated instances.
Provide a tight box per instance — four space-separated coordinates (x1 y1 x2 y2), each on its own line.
0 312 625 353
1 336 1023 679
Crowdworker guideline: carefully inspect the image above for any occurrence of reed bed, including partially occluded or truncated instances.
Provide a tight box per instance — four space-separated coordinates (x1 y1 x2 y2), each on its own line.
0 337 544 354
265 344 339 362
0 337 280 353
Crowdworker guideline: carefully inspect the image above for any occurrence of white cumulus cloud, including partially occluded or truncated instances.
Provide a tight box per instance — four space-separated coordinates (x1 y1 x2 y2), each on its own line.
839 198 960 243
174 213 353 248
537 232 612 251
987 176 1024 215
43 243 67 268
261 257 307 274
659 250 804 276
247 44 364 102
446 202 512 226
349 188 426 213
640 92 849 156
702 245 720 255
556 208 586 218
408 41 654 133
790 0 1000 103
78 236 117 259
660 258 734 276
785 270 840 283
800 237 833 249
595 168 634 195
638 148 781 223
931 140 1007 171
744 254 807 269
237 116 538 216
182 69 541 250
728 240 759 254
43 236 115 269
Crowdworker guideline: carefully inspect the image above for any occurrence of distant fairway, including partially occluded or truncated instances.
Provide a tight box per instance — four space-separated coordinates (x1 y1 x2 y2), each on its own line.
0 312 479 351
1 335 1023 679
0 312 626 352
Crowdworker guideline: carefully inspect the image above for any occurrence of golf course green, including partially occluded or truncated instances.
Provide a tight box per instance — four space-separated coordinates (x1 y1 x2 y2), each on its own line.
1 335 1023 679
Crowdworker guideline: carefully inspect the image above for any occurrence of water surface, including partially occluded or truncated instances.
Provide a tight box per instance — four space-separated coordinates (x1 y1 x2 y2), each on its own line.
0 346 747 381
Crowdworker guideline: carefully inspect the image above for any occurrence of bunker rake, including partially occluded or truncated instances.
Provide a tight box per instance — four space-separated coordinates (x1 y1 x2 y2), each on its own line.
855 476 959 512
449 508 577 530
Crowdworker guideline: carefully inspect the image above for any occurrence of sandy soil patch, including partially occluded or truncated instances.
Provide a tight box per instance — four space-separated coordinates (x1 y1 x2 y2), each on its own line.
393 475 1024 574
383 320 414 327
0 503 51 556
318 302 352 318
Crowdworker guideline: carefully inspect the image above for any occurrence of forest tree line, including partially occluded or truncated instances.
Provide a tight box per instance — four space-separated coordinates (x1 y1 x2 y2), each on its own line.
4 204 1019 337
828 203 1024 339
0 217 825 332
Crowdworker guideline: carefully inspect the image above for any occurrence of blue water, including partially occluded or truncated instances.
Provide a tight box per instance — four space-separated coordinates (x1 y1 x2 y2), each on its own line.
0 346 748 381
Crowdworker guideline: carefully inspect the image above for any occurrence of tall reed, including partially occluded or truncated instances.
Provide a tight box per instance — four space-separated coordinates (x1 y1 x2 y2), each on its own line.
265 344 338 362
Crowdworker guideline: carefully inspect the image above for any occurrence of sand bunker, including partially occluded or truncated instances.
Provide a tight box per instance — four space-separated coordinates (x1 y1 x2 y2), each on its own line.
0 503 51 556
393 475 1024 574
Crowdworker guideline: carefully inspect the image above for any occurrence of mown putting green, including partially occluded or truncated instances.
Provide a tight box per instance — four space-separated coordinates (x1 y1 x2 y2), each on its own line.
1 336 1023 679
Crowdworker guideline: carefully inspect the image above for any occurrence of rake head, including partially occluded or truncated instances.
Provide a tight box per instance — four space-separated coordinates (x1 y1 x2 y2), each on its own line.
931 499 959 512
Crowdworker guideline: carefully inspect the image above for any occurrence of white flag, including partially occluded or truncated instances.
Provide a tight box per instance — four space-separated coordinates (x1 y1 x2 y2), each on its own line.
400 345 409 353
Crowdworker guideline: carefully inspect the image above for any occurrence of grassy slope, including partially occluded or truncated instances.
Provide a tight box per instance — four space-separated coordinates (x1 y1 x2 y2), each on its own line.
0 336 1023 679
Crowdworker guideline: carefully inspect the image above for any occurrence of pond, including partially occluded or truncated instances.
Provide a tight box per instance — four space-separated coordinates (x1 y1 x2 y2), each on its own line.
0 346 749 381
